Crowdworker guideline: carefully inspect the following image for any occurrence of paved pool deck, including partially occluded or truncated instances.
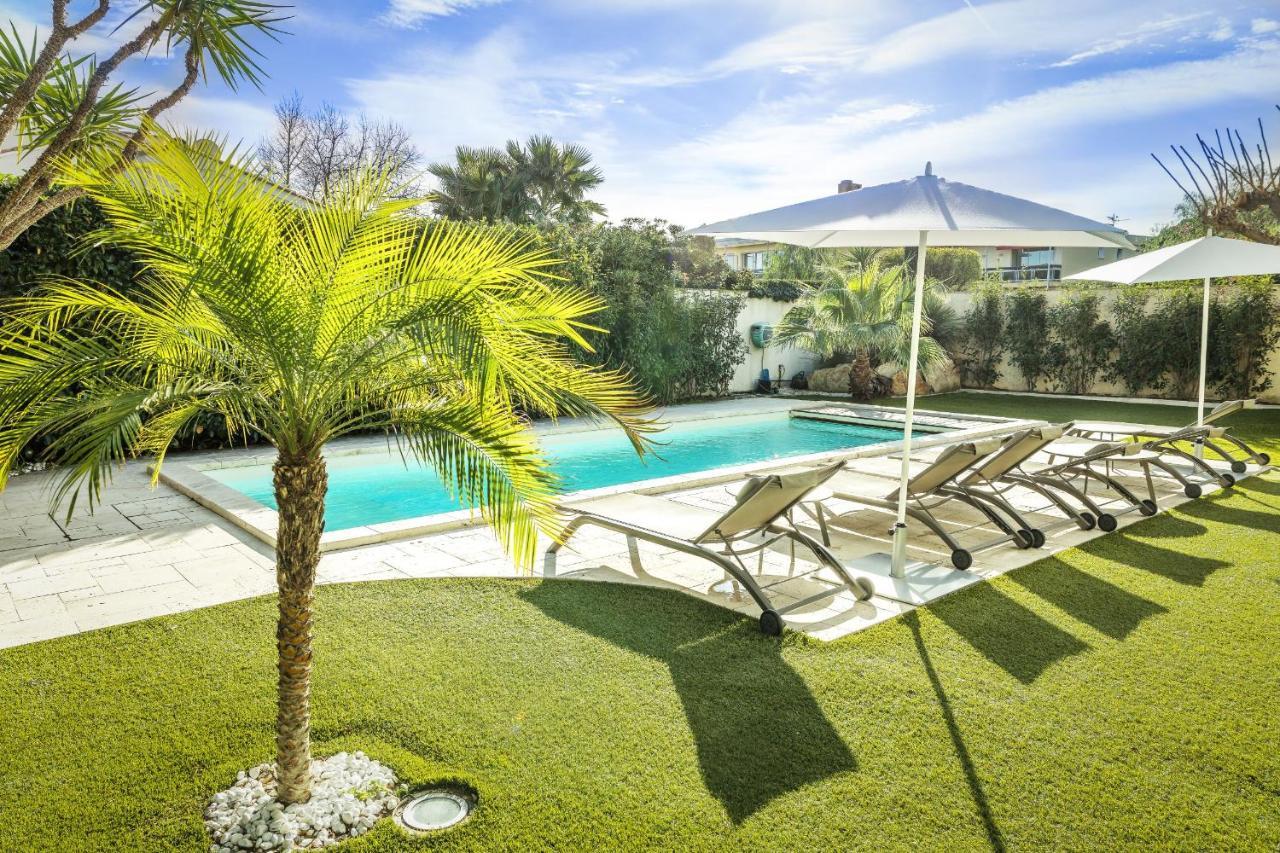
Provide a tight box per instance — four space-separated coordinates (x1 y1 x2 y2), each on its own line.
0 397 1259 648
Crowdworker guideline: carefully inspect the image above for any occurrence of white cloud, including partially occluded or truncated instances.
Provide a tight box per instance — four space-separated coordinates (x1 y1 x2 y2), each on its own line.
1252 18 1280 34
384 0 506 28
605 39 1280 232
162 96 277 150
860 1 1234 73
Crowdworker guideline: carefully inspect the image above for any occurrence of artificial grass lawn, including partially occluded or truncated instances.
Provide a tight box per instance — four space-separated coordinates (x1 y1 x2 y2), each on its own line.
2 394 1279 850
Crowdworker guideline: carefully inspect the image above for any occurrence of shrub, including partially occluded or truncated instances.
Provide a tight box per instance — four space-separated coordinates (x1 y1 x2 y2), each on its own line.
1004 288 1050 390
537 220 749 404
0 180 141 299
880 246 982 288
1107 288 1167 395
953 281 1005 387
1212 279 1280 399
747 279 804 302
1157 286 1209 399
1045 291 1114 395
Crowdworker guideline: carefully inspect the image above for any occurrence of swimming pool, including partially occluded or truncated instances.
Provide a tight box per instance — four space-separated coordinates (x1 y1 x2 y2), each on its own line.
206 412 921 531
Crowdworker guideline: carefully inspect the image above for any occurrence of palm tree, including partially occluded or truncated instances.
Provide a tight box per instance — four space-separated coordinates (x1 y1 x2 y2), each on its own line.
428 136 605 225
426 144 529 223
507 135 605 224
774 249 946 399
0 129 652 805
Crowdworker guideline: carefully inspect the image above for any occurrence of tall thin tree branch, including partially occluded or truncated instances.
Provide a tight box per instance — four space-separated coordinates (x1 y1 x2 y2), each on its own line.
0 0 110 145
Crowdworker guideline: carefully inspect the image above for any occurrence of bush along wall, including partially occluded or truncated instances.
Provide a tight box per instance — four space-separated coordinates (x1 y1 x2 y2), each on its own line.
953 281 1005 387
535 219 750 404
960 281 1280 400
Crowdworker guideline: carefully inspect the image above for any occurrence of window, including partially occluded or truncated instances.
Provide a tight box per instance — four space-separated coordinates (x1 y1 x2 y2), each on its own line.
743 250 777 274
1098 248 1107 259
723 252 739 270
1018 248 1055 267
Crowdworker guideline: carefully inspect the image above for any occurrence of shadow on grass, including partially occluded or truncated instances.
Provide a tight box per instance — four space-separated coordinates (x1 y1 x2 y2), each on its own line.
1006 564 1166 640
930 582 1088 684
1075 531 1229 587
519 581 855 824
1234 476 1280 497
1127 514 1205 539
906 612 1005 852
1175 492 1280 534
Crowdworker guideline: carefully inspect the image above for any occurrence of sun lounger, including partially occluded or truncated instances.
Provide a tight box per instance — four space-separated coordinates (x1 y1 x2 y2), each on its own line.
1070 399 1267 480
548 461 875 636
1005 436 1159 528
824 436 1030 571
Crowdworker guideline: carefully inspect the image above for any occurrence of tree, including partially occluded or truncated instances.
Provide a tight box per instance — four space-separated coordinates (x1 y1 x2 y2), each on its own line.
428 136 605 224
256 95 422 201
0 129 652 805
774 248 946 398
1154 105 1280 245
0 0 284 250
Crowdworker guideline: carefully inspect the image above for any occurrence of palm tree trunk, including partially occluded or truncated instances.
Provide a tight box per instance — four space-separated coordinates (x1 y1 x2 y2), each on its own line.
272 450 328 805
849 350 875 399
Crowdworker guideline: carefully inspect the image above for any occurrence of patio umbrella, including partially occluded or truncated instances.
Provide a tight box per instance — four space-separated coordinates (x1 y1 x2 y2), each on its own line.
690 163 1132 583
1066 234 1280 435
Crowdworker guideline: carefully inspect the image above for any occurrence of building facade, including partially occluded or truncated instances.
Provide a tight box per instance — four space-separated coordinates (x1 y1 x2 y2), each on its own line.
715 238 1142 283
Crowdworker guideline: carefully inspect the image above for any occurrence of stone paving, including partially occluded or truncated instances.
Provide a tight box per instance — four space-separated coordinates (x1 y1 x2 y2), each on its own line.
0 398 1260 649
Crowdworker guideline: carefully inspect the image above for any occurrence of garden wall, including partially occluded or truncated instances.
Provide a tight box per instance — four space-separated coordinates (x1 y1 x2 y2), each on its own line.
723 285 1280 401
726 296 819 392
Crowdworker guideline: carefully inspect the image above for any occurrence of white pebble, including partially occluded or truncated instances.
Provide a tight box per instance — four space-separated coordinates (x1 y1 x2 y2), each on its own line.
204 753 399 852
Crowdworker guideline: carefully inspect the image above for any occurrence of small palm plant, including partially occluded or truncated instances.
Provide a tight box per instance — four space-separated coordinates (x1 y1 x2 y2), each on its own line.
774 248 946 398
0 128 652 805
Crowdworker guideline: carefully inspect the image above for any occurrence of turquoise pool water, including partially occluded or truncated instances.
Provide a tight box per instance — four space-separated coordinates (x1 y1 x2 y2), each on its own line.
207 413 917 531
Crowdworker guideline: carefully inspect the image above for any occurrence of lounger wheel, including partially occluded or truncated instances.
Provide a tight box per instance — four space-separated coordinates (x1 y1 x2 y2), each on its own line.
1140 499 1158 516
1027 528 1046 548
1221 473 1235 487
1014 529 1033 549
1184 483 1202 499
1230 460 1247 474
1259 453 1271 465
1077 512 1096 531
758 609 784 636
852 577 875 601
951 549 973 571
1097 513 1118 532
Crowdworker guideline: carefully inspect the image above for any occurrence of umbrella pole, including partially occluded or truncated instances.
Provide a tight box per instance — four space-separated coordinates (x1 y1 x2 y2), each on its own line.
891 230 929 577
1195 228 1213 458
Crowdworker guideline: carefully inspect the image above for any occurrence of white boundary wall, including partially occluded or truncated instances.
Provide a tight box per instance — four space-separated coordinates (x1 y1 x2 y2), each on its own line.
714 285 1280 401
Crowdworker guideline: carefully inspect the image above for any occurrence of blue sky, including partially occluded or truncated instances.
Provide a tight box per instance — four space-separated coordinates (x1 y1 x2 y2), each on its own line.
4 0 1280 233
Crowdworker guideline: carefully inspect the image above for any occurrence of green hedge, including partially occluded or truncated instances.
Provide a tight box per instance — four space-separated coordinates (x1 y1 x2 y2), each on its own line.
951 282 1280 399
0 180 141 299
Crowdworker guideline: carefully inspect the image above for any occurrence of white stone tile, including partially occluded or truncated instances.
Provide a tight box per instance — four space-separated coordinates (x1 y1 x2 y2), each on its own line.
97 564 188 594
7 569 97 601
14 593 70 621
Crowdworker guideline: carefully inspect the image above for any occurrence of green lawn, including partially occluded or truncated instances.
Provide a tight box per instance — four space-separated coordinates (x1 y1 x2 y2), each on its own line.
2 393 1279 851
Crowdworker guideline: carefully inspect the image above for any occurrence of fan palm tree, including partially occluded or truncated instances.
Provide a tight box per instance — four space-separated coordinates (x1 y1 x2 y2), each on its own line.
774 249 946 399
428 136 605 225
427 144 529 223
0 128 652 805
507 135 606 224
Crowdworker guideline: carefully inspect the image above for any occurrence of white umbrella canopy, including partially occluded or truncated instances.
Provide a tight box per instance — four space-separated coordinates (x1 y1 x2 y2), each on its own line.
691 163 1132 582
1066 234 1280 432
688 162 1134 249
1067 235 1280 282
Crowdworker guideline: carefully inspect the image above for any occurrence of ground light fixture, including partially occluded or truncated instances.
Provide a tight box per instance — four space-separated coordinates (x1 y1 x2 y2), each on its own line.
396 789 474 833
